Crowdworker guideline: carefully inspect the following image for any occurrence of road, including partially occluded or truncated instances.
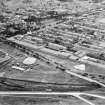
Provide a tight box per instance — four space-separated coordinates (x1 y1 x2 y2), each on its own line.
65 69 105 105
1 92 105 105
66 69 105 88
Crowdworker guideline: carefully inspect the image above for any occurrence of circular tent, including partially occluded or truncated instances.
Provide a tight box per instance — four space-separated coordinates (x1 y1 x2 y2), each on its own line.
23 57 37 65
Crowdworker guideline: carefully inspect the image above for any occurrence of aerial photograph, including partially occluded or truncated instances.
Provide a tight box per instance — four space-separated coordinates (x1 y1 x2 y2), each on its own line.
1 0 105 104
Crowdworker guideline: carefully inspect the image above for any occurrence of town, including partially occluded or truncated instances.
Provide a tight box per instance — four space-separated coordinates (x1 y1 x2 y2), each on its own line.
1 0 105 105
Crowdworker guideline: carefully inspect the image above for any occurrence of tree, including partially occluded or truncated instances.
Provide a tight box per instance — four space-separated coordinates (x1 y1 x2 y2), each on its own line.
0 0 7 12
